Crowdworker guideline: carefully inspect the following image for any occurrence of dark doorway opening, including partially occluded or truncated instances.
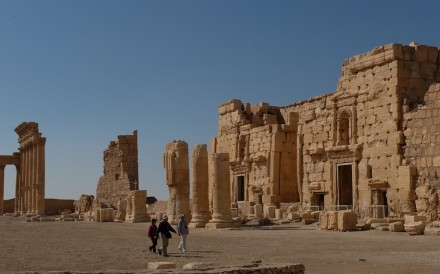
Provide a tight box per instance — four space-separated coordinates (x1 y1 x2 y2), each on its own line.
312 192 325 210
337 164 353 207
237 175 245 202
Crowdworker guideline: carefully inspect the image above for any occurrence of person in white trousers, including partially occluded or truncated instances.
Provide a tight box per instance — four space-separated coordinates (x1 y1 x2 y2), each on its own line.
177 214 189 252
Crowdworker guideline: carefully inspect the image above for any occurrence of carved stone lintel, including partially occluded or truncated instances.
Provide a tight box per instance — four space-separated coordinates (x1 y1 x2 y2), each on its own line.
368 179 390 189
326 144 363 161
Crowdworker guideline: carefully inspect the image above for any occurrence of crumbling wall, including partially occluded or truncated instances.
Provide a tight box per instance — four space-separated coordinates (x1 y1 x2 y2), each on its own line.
214 100 298 206
96 131 138 209
278 43 439 215
403 83 440 221
214 43 440 216
74 194 94 213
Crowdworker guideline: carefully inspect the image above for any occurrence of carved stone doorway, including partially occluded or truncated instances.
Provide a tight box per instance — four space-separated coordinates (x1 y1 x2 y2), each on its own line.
311 192 325 210
337 163 353 207
372 189 389 218
236 174 246 202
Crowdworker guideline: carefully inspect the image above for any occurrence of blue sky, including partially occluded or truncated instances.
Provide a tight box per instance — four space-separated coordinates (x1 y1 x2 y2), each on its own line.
1 0 439 200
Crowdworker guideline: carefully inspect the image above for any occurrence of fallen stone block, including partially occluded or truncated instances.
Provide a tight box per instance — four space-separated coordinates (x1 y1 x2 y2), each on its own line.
376 226 389 231
278 219 291 224
404 221 427 235
424 221 440 236
327 211 338 230
287 212 301 222
389 221 405 232
148 262 176 269
371 223 389 229
97 208 114 222
337 211 358 232
182 262 214 271
311 211 321 219
319 212 329 230
303 218 317 225
300 211 312 220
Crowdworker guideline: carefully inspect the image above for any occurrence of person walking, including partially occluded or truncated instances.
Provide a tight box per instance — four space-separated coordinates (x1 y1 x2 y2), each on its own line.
147 219 158 253
155 215 176 257
177 214 189 252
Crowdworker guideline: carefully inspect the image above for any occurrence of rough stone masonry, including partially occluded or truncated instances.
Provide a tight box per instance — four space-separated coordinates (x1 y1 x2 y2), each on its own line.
213 42 440 221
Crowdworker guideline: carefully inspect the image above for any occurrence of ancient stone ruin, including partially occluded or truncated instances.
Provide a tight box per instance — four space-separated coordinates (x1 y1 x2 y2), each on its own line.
96 130 139 209
210 42 440 222
0 122 46 215
163 140 191 224
188 144 211 228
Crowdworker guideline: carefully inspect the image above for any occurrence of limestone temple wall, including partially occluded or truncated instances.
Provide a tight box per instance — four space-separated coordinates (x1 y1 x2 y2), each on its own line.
214 100 298 207
214 43 440 219
403 83 440 221
96 131 139 209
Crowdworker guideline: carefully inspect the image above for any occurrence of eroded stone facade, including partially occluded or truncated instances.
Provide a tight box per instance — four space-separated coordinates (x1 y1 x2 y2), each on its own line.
96 131 139 209
213 43 440 220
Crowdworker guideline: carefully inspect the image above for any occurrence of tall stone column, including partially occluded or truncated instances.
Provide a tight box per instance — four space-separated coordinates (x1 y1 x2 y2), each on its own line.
164 140 191 224
14 164 20 213
36 138 46 215
31 142 37 214
189 144 211 228
15 122 46 216
24 148 29 213
206 153 239 229
19 148 25 214
0 164 5 215
26 145 31 214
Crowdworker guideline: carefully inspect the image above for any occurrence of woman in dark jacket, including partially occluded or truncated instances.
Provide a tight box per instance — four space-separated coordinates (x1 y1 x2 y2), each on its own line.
147 219 158 253
155 215 176 257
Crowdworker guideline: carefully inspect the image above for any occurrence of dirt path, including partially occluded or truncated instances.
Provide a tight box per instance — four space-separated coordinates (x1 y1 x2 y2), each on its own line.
1 216 439 273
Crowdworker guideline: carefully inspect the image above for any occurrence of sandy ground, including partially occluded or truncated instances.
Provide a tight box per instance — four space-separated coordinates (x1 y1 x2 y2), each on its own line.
1 216 440 274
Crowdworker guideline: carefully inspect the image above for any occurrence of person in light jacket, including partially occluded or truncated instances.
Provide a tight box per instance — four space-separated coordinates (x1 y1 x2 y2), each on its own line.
177 214 189 252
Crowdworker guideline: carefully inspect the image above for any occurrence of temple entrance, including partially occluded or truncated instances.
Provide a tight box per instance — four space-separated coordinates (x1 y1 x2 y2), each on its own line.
236 174 245 202
311 192 325 211
337 163 353 207
371 189 389 218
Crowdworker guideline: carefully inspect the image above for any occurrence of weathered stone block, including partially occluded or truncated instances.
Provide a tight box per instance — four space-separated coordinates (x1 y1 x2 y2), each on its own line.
319 213 328 229
264 205 276 218
389 221 405 232
337 211 358 232
404 215 427 224
97 208 114 222
404 221 427 235
303 218 317 225
287 212 301 222
424 221 440 236
327 211 338 230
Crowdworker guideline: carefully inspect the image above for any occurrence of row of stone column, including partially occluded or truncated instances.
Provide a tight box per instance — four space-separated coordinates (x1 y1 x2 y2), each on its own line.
164 141 238 229
17 139 46 215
